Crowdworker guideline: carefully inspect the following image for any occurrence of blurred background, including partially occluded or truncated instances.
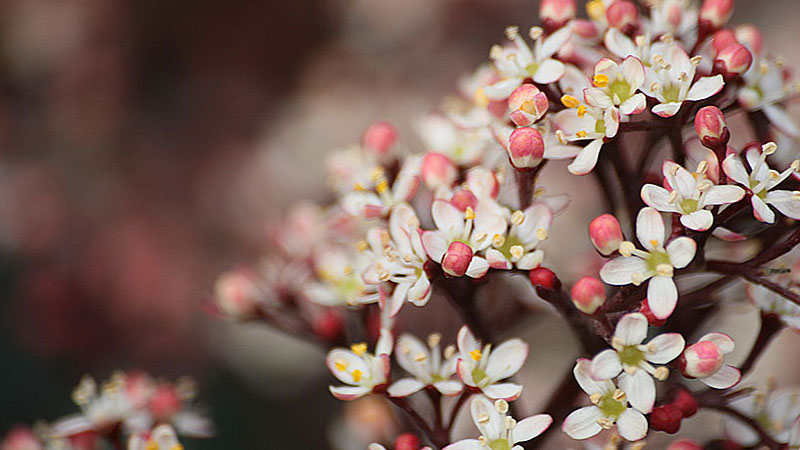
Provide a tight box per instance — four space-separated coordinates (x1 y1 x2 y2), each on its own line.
0 1 797 449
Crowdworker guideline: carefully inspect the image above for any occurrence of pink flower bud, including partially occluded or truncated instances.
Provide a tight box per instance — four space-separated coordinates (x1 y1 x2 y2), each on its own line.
539 0 576 32
570 276 606 314
450 189 478 212
1 427 42 450
735 24 763 55
711 29 738 56
678 340 723 378
362 121 398 157
214 269 260 319
421 152 458 189
650 404 683 434
508 84 549 127
667 440 703 450
149 384 182 421
669 387 698 417
606 1 639 35
664 1 683 29
313 309 344 342
588 214 623 256
507 127 545 169
571 19 600 40
699 0 734 33
714 43 752 81
529 267 558 289
694 106 730 149
442 241 473 277
395 433 421 450
639 299 667 326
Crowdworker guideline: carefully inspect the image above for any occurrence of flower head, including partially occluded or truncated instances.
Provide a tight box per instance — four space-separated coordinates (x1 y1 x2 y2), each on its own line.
388 333 462 397
327 329 394 400
677 332 740 389
444 397 552 450
456 326 527 401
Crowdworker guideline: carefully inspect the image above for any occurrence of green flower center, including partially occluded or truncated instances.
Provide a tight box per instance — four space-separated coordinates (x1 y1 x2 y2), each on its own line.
608 80 632 103
595 119 606 134
598 392 627 420
525 63 539 77
646 250 672 273
661 83 682 103
749 179 768 198
336 277 366 302
472 367 488 385
489 439 511 450
497 235 523 260
618 345 645 368
679 198 699 213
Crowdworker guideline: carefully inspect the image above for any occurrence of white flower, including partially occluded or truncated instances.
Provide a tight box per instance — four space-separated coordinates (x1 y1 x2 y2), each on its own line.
485 25 572 100
600 207 696 319
591 313 685 413
583 56 647 116
486 204 552 270
303 246 382 307
421 200 507 278
50 374 135 438
443 397 552 450
677 333 740 389
455 326 527 401
388 333 463 397
553 100 620 175
341 157 421 218
739 58 800 138
327 329 393 400
639 40 724 117
127 424 182 450
641 160 745 231
363 204 432 316
415 114 492 166
724 386 800 447
722 142 800 224
562 359 648 441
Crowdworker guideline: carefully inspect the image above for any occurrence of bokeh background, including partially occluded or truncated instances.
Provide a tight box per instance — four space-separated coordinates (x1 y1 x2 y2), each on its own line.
0 1 798 448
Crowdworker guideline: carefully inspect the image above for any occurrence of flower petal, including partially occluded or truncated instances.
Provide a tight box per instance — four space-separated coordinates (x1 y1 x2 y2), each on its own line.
646 333 685 364
443 440 483 450
329 385 371 400
533 59 566 84
701 364 741 389
512 414 553 443
599 257 648 285
722 155 750 186
704 185 745 206
751 195 775 224
387 378 426 397
574 359 615 396
481 382 523 401
517 250 544 270
767 190 800 220
486 338 528 381
408 274 432 306
680 210 714 231
471 395 503 439
616 312 648 346
666 236 696 268
567 139 604 175
647 276 678 319
652 102 682 117
616 408 648 441
432 200 465 236
637 207 665 250
618 370 656 414
465 256 490 278
562 406 603 440
326 349 369 384
591 349 623 380
457 325 480 355
641 184 678 212
584 87 614 109
699 332 735 354
686 75 725 101
763 104 800 138
434 380 464 396
421 231 448 262
620 93 646 115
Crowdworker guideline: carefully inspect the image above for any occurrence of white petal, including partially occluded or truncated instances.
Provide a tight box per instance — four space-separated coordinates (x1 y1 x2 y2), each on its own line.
722 155 751 186
512 414 553 443
646 333 685 364
329 385 371 400
763 104 800 138
465 256 489 278
704 185 745 206
388 378 426 397
541 27 572 59
387 282 411 317
486 338 528 381
486 248 512 270
368 444 387 450
637 207 665 250
604 28 637 58
680 210 714 231
616 409 649 441
701 364 741 389
600 257 648 285
434 380 464 396
395 334 430 376
484 78 523 101
652 102 682 117
516 250 544 270
421 231 448 262
751 195 775 224
574 359 615 396
481 382 523 401
591 349 623 380
584 88 614 109
712 226 747 242
620 56 646 88
641 184 678 212
562 406 603 440
619 93 646 115
533 59 566 84
686 75 725 101
699 332 735 354
326 349 369 384
408 275 432 306
666 237 696 268
647 276 678 319
616 313 648 345
432 200 465 236
618 370 656 414
457 325 480 355
767 191 800 220
567 139 604 175
443 440 484 450
471 395 504 439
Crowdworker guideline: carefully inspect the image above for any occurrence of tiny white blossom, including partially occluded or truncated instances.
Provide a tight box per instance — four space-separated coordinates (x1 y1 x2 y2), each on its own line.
388 333 462 397
455 326 527 401
444 396 552 450
326 330 393 400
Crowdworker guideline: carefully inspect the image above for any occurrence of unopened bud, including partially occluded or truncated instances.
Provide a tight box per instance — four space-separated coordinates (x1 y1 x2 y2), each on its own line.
394 433 421 450
669 387 698 418
735 24 764 56
571 19 600 40
421 152 458 189
570 276 606 314
714 43 753 81
508 84 549 126
529 267 558 289
650 404 684 434
606 1 639 35
362 121 398 157
442 241 474 277
678 341 724 378
451 189 478 212
214 269 260 319
667 440 703 450
699 0 734 34
539 0 576 32
694 106 730 149
507 127 545 169
588 214 623 255
312 310 344 342
711 29 738 56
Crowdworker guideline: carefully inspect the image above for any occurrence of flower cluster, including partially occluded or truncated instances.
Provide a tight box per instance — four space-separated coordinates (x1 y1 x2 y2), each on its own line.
201 0 800 448
0 371 211 450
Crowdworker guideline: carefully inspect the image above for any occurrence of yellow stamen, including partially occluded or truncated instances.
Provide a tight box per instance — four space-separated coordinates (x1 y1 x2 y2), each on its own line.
561 95 580 109
593 73 609 88
577 104 587 118
351 369 363 382
649 239 659 248
576 130 588 138
357 240 369 252
474 87 489 107
465 206 476 220
470 349 483 361
586 0 606 21
344 265 354 276
351 342 368 356
145 440 159 450
335 360 348 372
376 179 389 194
